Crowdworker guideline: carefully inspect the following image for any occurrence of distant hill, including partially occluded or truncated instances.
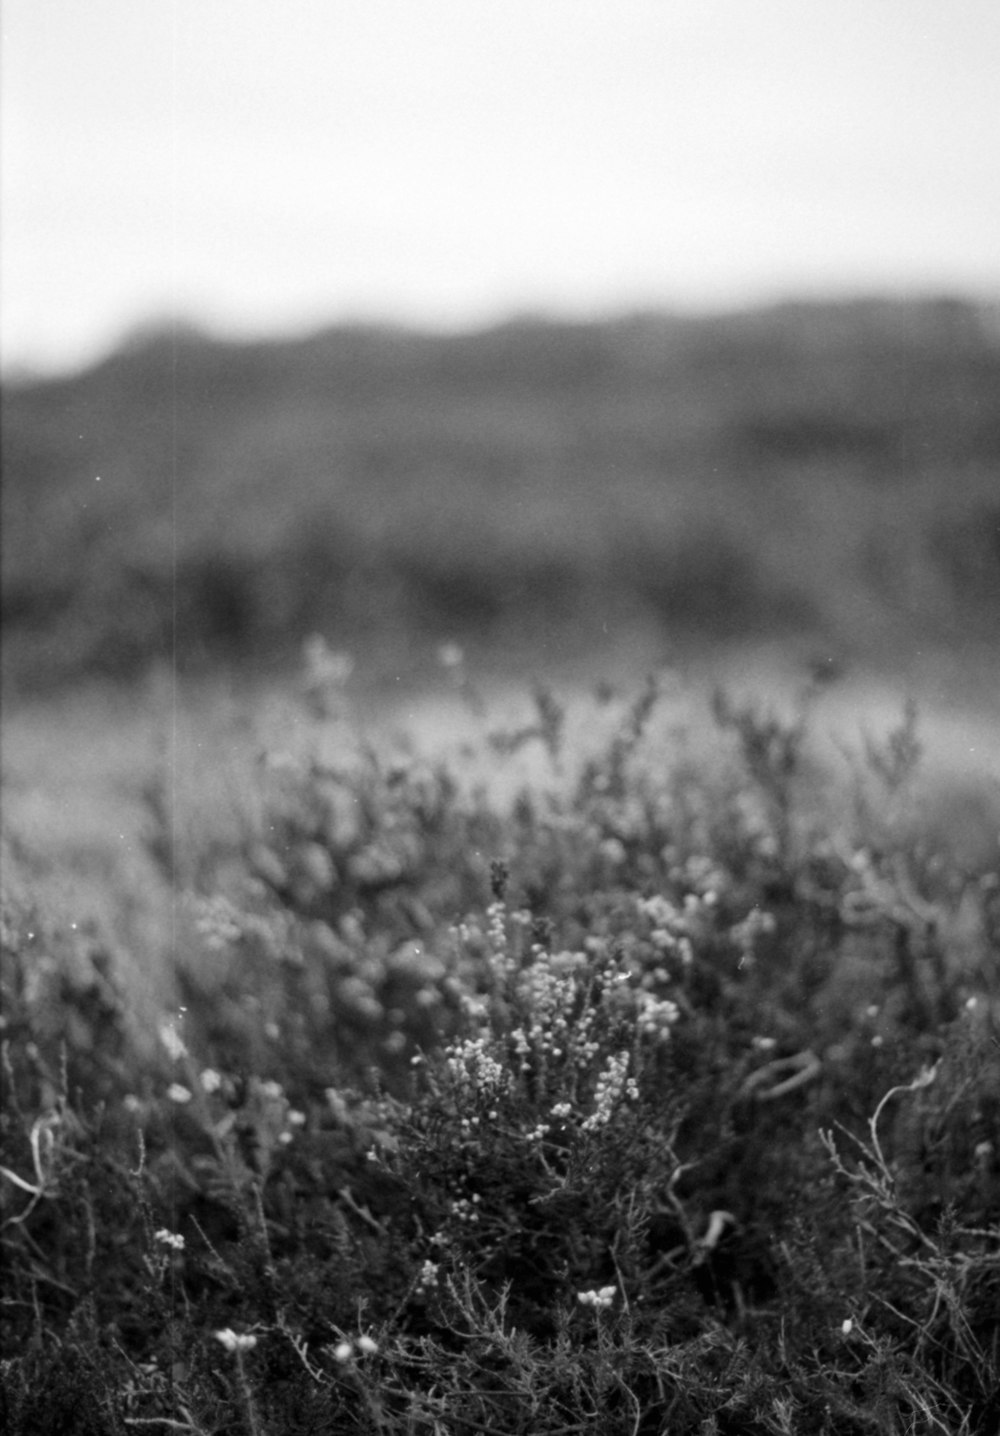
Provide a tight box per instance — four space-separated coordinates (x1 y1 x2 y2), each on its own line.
2 297 998 690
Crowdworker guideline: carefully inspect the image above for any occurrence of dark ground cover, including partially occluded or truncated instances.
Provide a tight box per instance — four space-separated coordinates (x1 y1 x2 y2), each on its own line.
1 667 998 1433
3 296 999 691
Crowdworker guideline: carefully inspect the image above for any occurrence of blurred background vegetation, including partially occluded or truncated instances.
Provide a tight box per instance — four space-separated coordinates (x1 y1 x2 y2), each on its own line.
4 295 999 697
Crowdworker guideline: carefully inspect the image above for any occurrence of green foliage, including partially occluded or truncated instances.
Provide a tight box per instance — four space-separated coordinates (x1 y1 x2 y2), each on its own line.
2 668 998 1432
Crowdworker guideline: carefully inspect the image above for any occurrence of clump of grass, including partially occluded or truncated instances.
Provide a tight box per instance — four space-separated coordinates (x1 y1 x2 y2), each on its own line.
1 659 997 1432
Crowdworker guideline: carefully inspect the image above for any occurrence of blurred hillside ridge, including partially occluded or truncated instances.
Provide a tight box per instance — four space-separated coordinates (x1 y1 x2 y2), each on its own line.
2 296 999 691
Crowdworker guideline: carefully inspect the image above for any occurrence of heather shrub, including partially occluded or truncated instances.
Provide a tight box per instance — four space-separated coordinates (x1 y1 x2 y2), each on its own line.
2 662 997 1433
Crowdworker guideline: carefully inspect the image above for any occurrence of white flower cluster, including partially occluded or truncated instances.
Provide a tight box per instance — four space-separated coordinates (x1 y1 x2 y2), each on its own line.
193 895 243 952
332 1334 379 1362
577 1285 616 1310
450 1195 481 1224
525 1122 551 1142
582 1051 637 1131
516 952 575 1040
484 897 515 985
417 1259 439 1292
635 992 680 1042
214 1329 258 1353
445 1035 509 1097
513 948 606 1083
487 899 507 952
637 894 695 966
154 1228 185 1251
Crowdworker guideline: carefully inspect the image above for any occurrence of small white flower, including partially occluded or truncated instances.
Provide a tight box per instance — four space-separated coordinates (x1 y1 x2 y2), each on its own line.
332 1341 354 1363
356 1334 379 1355
418 1260 439 1290
158 1020 188 1062
154 1228 185 1251
166 1083 192 1104
200 1068 223 1094
214 1329 258 1353
841 1318 853 1336
577 1285 616 1310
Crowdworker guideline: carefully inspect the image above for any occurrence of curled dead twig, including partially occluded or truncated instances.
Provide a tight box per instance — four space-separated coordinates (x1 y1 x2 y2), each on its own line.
739 1049 822 1102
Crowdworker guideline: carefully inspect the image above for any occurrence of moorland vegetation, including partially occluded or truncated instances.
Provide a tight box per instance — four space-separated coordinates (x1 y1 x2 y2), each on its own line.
1 298 998 1431
2 659 998 1433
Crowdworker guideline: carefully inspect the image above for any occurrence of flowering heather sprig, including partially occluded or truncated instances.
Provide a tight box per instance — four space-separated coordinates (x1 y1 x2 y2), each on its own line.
635 992 680 1042
486 897 514 986
193 895 243 951
444 1035 509 1098
516 948 576 1044
582 1051 637 1131
416 1259 440 1292
637 894 695 966
505 946 609 1105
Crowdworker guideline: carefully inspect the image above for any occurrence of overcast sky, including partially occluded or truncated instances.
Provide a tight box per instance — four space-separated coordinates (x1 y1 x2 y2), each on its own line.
3 0 999 375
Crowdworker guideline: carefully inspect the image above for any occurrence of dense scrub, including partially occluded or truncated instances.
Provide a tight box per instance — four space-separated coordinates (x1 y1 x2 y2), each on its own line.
2 657 997 1432
4 298 1000 689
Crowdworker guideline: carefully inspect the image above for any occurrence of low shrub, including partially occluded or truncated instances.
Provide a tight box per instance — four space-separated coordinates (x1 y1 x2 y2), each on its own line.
2 660 997 1432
